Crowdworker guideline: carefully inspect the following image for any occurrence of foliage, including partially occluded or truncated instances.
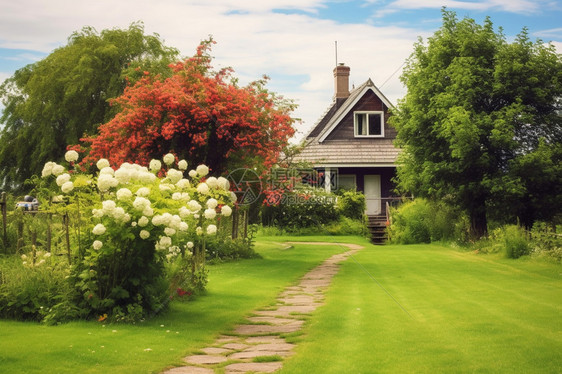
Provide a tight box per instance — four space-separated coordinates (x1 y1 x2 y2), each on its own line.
389 198 465 244
0 253 80 322
0 22 179 189
391 9 562 238
261 189 339 230
82 39 296 175
257 216 366 236
529 222 562 263
0 152 234 323
336 190 366 220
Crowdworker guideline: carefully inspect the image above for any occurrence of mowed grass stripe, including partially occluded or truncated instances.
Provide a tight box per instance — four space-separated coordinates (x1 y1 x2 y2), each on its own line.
279 243 562 374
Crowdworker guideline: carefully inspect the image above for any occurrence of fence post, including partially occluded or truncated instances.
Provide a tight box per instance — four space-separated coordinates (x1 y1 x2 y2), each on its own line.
232 207 239 239
64 213 71 265
46 213 52 253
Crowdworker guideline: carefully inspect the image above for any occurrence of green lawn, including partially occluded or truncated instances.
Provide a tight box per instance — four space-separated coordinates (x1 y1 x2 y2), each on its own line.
279 242 562 374
0 239 347 374
1 237 561 373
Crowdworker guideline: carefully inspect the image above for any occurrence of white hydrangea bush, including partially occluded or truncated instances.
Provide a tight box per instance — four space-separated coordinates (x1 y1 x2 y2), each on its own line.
42 152 234 261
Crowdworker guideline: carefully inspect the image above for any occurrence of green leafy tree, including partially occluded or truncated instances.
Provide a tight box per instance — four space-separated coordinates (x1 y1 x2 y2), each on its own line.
0 22 179 190
391 9 562 238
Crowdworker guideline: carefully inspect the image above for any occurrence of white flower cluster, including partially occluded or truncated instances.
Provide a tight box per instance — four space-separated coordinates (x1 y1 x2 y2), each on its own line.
21 250 51 268
42 154 234 259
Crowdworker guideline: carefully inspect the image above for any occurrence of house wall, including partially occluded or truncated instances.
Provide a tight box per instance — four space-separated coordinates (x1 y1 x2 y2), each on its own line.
325 90 397 141
335 166 396 197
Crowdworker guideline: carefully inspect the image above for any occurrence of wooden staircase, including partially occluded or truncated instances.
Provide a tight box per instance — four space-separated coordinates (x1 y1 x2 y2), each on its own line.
367 214 388 245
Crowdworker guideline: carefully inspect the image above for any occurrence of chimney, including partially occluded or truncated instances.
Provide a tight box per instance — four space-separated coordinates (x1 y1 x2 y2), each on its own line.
333 63 350 100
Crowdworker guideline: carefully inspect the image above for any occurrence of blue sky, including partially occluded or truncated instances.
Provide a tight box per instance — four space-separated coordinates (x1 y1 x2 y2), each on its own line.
1 0 561 138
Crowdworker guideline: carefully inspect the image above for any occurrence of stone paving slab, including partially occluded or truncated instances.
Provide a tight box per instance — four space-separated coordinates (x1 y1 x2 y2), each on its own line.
224 362 283 373
229 350 293 360
161 242 363 374
183 355 228 365
221 342 250 350
234 322 303 335
201 347 232 355
164 366 215 374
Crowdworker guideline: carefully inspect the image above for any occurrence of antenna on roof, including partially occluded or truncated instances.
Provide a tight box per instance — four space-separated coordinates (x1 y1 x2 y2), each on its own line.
335 41 338 67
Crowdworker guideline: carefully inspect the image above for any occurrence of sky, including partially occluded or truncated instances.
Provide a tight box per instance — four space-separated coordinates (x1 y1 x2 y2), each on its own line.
0 0 561 140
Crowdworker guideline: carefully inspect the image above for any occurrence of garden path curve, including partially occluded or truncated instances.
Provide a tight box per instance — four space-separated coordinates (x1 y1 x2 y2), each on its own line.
161 241 363 374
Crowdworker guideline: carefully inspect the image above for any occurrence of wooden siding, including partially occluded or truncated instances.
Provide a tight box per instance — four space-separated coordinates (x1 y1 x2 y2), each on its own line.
325 90 397 141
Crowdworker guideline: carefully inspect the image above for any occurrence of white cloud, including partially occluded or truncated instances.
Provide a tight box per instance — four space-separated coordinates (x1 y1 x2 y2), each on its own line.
372 0 540 14
0 0 422 138
534 27 562 40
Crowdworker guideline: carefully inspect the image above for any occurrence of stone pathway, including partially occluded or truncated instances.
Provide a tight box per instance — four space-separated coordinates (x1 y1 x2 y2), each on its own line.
161 242 363 374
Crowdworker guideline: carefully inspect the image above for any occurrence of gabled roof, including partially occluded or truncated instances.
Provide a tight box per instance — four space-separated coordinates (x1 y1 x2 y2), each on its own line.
314 79 394 143
295 78 400 167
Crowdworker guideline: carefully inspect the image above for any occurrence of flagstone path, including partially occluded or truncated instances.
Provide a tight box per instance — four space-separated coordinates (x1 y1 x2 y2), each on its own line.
161 242 363 374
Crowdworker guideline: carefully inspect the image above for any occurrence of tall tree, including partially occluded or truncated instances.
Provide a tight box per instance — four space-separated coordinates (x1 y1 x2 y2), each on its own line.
0 22 178 189
391 9 562 238
81 40 296 175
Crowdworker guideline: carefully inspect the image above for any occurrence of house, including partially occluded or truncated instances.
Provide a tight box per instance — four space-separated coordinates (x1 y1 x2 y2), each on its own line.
295 64 400 218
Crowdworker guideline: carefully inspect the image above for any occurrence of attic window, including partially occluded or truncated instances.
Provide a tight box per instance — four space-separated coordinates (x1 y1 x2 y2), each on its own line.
354 111 384 137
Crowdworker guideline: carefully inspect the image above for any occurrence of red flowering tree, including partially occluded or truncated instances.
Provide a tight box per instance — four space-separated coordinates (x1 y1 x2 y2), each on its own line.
81 39 296 174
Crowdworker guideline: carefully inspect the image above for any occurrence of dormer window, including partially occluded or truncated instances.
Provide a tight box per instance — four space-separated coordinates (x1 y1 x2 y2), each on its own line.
354 111 384 138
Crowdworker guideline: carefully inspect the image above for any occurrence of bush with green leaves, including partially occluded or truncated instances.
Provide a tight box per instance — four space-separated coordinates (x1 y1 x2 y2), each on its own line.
261 189 339 230
389 198 464 244
530 222 562 262
1 151 236 323
336 190 366 220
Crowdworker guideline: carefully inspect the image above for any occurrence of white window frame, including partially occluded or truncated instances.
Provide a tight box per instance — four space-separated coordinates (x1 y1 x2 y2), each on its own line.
354 111 385 138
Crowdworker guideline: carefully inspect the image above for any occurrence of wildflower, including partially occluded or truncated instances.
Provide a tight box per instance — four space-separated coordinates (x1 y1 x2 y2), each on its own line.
61 181 74 193
114 167 131 183
116 188 132 201
206 198 218 209
179 222 188 231
186 241 194 249
197 182 210 195
230 191 238 203
65 150 79 163
207 224 217 235
99 166 114 176
221 205 233 217
143 207 154 217
188 170 197 178
92 224 106 235
164 227 176 236
159 183 173 192
93 240 103 250
92 209 104 218
21 254 27 260
140 230 150 239
159 236 172 248
177 159 188 170
196 226 203 236
56 173 71 187
97 159 110 170
204 208 216 220
196 164 209 177
172 192 182 200
149 159 162 172
163 153 175 166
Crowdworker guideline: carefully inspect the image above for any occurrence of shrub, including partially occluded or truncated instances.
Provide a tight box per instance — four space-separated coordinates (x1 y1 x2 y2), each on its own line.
261 189 339 229
0 253 81 323
530 222 562 263
389 198 463 244
337 190 365 220
503 225 530 259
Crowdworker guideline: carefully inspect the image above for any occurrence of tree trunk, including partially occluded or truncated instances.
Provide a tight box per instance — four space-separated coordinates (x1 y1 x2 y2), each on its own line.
469 198 488 240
